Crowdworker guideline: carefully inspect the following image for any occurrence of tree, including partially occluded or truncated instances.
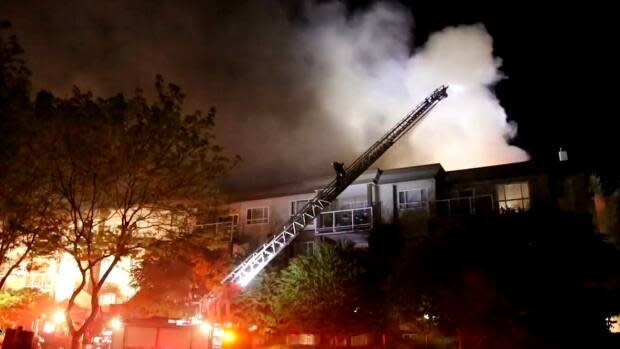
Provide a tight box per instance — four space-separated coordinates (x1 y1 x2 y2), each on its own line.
32 76 237 349
385 213 620 349
0 288 55 328
0 21 60 290
592 175 620 249
127 235 231 318
236 242 371 341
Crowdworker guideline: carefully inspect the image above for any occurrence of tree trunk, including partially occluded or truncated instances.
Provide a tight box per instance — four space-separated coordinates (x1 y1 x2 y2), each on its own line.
0 244 32 290
457 329 464 349
71 333 82 349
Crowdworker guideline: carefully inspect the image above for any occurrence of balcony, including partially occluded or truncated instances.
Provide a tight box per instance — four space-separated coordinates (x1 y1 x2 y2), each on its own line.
316 206 374 235
194 221 237 239
429 195 494 216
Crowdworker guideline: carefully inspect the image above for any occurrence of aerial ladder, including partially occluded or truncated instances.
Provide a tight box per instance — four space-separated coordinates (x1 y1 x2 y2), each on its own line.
204 85 449 322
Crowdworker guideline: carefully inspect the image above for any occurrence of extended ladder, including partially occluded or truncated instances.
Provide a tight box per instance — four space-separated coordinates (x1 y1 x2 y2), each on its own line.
222 85 449 288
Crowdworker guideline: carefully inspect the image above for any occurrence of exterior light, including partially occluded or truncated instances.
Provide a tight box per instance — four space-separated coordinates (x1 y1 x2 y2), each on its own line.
43 322 55 334
248 324 258 332
110 317 123 330
52 310 65 324
423 314 430 320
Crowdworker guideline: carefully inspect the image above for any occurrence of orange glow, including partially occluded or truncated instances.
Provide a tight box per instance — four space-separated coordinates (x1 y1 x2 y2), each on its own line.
43 322 55 334
222 330 236 344
200 322 213 334
52 310 65 324
110 317 123 330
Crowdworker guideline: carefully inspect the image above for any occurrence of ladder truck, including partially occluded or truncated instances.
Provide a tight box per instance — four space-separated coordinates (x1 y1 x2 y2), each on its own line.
204 85 449 333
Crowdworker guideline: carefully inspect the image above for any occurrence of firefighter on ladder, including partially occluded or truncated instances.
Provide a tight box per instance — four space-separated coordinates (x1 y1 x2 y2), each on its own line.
332 162 346 188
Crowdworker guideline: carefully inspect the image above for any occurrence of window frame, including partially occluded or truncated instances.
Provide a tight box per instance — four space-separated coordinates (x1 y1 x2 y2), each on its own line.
496 182 530 212
397 188 427 210
246 207 269 225
290 199 311 216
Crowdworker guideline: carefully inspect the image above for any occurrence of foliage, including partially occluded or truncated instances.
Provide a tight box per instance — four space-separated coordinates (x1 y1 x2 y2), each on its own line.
1 24 237 347
0 21 61 290
592 175 620 248
0 288 55 327
236 242 371 335
27 77 237 348
127 237 231 318
385 212 620 348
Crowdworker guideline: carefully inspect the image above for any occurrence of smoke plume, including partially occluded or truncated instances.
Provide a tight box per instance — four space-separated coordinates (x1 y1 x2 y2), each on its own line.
302 2 528 171
1 0 528 190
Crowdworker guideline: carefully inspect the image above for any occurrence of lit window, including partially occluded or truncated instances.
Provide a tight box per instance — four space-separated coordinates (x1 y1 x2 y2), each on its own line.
398 189 427 209
28 273 52 291
100 293 117 305
290 200 310 216
496 182 530 212
246 207 269 224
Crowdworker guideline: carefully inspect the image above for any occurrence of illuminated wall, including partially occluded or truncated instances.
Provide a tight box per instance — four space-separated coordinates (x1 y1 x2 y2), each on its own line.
2 252 137 305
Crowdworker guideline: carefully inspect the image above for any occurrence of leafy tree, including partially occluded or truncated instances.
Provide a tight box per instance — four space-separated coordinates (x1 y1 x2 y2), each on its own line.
0 288 55 328
592 175 620 249
0 20 30 115
0 21 60 290
236 242 371 340
127 235 231 318
386 213 620 349
32 76 237 349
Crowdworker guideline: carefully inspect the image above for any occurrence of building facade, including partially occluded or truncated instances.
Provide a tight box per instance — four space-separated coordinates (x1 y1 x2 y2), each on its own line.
210 160 591 255
1 160 592 306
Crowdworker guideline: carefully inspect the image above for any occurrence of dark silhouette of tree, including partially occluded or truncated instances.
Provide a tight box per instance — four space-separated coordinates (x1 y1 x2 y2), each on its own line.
385 212 620 348
0 22 61 290
31 76 237 349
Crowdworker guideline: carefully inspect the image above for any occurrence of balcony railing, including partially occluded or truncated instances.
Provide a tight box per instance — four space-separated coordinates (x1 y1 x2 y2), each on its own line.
429 195 494 216
194 222 237 239
316 206 373 234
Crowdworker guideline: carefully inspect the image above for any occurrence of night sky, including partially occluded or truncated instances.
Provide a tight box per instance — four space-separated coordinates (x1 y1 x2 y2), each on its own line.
404 2 615 173
1 1 617 190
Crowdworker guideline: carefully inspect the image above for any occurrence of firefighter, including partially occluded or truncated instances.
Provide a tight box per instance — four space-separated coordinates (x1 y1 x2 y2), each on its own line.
332 162 346 188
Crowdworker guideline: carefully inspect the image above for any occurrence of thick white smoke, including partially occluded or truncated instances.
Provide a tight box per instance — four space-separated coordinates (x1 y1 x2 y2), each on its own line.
2 0 530 189
304 2 529 170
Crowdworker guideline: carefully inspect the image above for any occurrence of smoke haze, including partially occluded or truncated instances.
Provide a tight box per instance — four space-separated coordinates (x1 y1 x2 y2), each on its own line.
1 0 528 190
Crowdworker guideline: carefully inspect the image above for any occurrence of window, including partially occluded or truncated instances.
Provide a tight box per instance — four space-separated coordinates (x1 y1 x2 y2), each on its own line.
100 292 117 305
218 214 239 226
28 273 51 291
246 207 269 224
398 189 427 209
496 182 530 212
338 196 369 209
290 200 310 216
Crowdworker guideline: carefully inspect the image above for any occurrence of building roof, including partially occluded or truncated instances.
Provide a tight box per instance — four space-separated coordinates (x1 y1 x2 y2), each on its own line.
226 160 585 203
444 161 539 184
443 160 585 184
377 163 444 184
227 163 445 202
